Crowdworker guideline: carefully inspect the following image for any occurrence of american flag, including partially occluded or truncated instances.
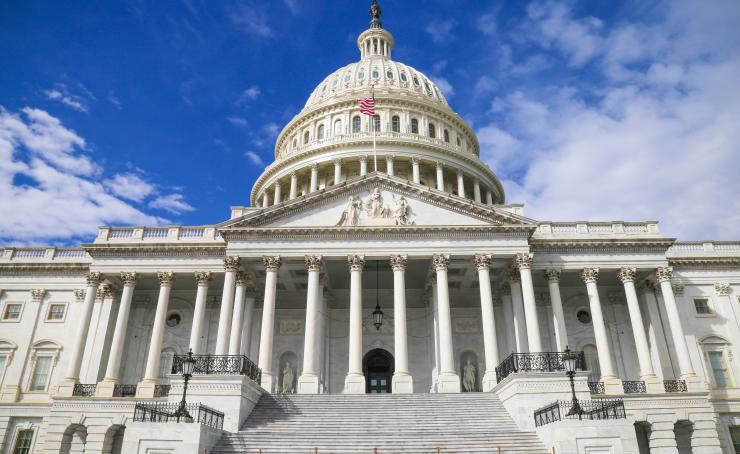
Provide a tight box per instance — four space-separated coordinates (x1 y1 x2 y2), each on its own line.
358 97 375 116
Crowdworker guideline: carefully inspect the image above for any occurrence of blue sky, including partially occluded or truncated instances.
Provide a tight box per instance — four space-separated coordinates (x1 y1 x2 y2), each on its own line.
1 0 739 245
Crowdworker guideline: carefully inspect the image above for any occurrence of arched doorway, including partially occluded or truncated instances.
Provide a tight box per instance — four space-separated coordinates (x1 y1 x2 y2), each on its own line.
363 349 394 393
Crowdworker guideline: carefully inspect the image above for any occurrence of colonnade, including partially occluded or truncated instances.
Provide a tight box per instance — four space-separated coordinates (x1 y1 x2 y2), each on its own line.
60 254 698 397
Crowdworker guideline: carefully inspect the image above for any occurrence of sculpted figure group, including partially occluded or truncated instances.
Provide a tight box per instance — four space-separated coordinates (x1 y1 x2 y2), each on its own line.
337 188 414 226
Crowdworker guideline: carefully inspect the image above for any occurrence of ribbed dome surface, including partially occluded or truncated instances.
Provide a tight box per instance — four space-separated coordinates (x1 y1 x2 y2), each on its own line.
303 56 449 111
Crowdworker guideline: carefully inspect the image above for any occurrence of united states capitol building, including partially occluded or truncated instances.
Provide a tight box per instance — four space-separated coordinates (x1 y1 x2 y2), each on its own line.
2 2 740 453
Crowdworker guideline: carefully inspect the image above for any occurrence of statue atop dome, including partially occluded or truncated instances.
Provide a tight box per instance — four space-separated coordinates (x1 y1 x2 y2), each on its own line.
370 0 382 29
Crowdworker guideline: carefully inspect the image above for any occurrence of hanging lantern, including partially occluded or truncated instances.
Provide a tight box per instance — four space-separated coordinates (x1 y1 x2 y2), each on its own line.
373 302 384 330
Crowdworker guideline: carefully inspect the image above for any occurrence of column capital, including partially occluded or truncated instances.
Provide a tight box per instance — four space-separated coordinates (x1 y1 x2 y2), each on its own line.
581 267 599 284
617 267 637 283
715 282 730 296
74 289 86 301
435 160 444 169
411 156 420 164
223 256 241 271
672 282 685 296
263 255 282 272
544 269 561 283
432 254 450 271
194 271 213 286
310 162 318 170
359 156 367 163
290 171 298 178
120 272 138 286
157 271 176 286
508 266 521 283
97 284 114 300
656 266 673 283
235 271 251 286
86 271 103 286
333 158 342 166
305 255 323 272
513 253 533 270
347 254 365 271
473 253 492 270
31 289 46 302
390 254 408 271
385 154 394 162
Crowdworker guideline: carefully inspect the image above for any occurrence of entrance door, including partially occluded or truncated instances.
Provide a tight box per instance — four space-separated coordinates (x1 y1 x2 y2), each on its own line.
363 349 394 393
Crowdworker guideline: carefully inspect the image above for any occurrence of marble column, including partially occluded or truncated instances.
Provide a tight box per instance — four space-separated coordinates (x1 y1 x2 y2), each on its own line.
391 255 413 393
289 172 298 200
474 254 499 391
258 256 281 392
62 272 102 389
228 272 249 355
344 255 365 393
412 157 420 184
435 162 445 191
360 156 368 176
309 163 318 192
273 181 281 205
215 256 240 355
581 268 621 392
473 180 482 203
429 278 441 392
137 272 175 398
299 255 322 393
386 155 394 176
261 192 269 208
508 270 529 353
240 288 257 358
333 159 342 184
618 267 661 392
189 271 212 354
639 281 670 379
97 272 137 396
515 253 542 352
656 267 699 384
486 190 493 205
433 254 461 392
544 269 568 352
456 171 465 198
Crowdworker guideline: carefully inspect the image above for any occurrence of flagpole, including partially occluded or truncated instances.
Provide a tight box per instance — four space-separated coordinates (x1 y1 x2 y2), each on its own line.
371 83 377 172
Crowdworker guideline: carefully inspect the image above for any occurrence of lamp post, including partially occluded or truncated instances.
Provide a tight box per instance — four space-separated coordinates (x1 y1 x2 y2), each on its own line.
172 348 196 422
373 261 384 330
563 346 583 419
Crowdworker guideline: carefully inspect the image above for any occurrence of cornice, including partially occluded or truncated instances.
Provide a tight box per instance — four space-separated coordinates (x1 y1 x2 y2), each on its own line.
531 238 674 253
669 257 740 268
82 243 226 258
0 263 90 276
221 225 533 241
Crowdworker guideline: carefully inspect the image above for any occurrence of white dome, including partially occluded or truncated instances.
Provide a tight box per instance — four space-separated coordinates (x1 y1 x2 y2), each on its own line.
303 57 449 111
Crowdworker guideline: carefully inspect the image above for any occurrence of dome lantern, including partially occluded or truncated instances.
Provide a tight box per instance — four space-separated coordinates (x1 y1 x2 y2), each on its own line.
357 0 393 60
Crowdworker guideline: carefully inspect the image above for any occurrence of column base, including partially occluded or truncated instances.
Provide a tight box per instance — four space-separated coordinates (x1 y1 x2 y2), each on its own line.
601 376 623 395
482 370 497 392
297 374 320 394
56 379 78 397
641 374 664 393
95 380 118 397
136 380 157 398
260 372 275 393
344 373 365 394
437 372 461 393
392 372 413 393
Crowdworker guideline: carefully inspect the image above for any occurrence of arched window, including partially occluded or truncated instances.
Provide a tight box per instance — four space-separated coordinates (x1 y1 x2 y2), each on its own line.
428 123 436 138
410 118 419 134
443 129 450 143
292 138 297 149
701 336 733 388
372 115 381 132
352 116 361 133
303 131 310 144
317 124 325 140
391 115 400 133
334 119 343 136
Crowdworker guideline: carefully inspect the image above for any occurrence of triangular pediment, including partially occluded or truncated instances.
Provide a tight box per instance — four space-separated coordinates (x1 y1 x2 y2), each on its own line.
219 173 537 233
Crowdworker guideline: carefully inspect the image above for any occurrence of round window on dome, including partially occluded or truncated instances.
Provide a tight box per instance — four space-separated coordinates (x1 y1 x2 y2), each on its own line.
332 78 338 87
321 84 327 93
372 70 379 79
358 71 365 80
413 76 420 86
344 73 351 82
386 70 394 79
400 72 407 82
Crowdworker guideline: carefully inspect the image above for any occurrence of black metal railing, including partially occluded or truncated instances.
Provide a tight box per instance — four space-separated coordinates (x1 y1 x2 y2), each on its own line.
534 399 626 427
112 384 137 397
622 380 647 394
495 351 587 382
588 381 605 394
154 385 171 398
663 379 688 393
133 402 224 430
171 354 261 382
72 384 97 397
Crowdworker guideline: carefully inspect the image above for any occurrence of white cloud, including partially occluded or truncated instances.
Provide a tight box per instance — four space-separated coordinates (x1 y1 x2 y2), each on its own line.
43 83 95 113
476 14 498 36
230 6 272 37
425 19 457 44
283 0 299 15
104 173 155 202
244 151 265 167
478 0 740 240
149 193 195 215
430 76 454 98
241 85 261 100
227 116 248 127
108 92 122 110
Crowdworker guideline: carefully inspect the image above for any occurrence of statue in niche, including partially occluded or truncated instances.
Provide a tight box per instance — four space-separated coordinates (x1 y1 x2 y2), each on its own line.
365 188 388 218
392 195 414 225
462 357 477 392
337 196 362 226
281 361 295 394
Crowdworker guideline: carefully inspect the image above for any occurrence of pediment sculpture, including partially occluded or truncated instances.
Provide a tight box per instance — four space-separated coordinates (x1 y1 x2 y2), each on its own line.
336 188 415 227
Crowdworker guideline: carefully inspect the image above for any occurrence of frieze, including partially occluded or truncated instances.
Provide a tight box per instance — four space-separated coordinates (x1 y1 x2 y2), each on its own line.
453 318 480 333
279 320 304 335
83 244 226 258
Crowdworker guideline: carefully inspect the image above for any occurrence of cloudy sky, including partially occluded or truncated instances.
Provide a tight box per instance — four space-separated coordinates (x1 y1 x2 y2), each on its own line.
1 0 739 245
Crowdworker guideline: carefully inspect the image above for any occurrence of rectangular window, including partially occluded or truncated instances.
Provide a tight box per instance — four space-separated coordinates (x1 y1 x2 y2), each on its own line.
730 426 740 453
46 304 65 321
2 303 22 320
29 356 52 391
708 351 729 388
12 429 34 454
694 298 711 315
0 355 7 384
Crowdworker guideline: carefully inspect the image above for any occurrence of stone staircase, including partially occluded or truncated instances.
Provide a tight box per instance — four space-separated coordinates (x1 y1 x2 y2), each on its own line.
212 393 548 454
